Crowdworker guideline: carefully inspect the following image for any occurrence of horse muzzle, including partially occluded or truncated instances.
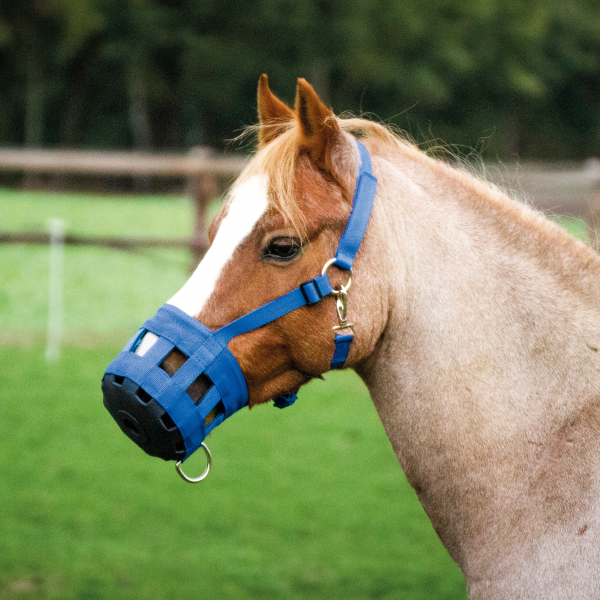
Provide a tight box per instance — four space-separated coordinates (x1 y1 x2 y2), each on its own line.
102 303 297 467
101 304 252 463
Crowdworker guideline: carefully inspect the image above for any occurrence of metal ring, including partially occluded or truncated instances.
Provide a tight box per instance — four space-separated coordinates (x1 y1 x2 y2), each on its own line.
175 442 212 483
321 258 353 293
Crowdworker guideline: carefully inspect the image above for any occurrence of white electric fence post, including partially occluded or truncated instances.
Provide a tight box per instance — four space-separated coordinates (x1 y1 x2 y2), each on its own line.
46 218 65 362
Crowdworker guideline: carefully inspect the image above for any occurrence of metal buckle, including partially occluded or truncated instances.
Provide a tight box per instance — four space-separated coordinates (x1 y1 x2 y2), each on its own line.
321 258 352 294
299 279 324 304
321 258 356 335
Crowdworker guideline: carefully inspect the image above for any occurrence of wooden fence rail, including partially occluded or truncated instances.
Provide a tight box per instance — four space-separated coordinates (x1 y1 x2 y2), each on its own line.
1 148 600 260
480 159 600 221
0 231 202 252
0 148 248 177
0 147 248 267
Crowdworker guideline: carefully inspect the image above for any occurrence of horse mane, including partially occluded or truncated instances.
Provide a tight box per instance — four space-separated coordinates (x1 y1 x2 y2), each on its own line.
233 116 600 282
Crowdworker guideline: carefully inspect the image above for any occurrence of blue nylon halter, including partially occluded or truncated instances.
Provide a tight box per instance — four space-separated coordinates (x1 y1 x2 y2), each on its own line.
103 140 377 461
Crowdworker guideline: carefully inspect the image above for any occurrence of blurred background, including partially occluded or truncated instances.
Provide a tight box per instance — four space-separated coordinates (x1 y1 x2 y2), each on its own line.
0 0 599 159
1 1 600 599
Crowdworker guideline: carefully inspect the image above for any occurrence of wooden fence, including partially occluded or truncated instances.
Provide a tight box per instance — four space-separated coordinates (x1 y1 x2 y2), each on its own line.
0 147 248 267
480 159 600 221
1 148 600 262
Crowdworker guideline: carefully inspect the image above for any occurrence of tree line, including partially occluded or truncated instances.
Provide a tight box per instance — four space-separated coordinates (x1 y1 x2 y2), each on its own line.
1 0 599 159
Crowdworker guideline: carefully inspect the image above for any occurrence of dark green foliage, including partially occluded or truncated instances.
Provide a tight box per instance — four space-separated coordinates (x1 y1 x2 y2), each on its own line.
0 1 599 157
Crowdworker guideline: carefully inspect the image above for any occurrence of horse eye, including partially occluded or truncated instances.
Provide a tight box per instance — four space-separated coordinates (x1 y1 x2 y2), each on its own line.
262 237 302 262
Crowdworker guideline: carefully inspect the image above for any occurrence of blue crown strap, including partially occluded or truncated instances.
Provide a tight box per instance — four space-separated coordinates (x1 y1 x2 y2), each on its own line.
332 141 377 271
327 141 377 370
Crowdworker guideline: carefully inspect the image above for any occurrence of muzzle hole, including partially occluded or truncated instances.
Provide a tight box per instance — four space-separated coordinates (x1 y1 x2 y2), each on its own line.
174 441 186 456
114 375 125 386
205 400 225 427
187 372 213 404
160 347 188 376
135 387 152 405
122 417 141 437
160 412 177 432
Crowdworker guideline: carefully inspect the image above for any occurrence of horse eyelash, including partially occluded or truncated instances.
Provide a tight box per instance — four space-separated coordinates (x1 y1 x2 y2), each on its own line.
261 237 303 262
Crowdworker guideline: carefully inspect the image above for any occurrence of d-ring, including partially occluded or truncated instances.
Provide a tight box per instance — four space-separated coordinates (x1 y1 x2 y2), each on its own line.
321 258 353 293
175 442 212 483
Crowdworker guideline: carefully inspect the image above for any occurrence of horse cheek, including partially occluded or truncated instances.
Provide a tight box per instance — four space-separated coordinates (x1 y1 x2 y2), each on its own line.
284 302 337 374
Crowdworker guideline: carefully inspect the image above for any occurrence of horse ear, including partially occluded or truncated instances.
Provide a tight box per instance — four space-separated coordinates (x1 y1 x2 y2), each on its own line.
295 78 341 172
257 74 295 148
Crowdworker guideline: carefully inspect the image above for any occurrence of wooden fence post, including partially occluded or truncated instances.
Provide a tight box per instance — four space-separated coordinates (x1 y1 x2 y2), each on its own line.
188 147 217 271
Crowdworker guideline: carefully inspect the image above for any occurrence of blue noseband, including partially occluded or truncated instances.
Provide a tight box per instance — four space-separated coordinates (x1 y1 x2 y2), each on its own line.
102 140 377 465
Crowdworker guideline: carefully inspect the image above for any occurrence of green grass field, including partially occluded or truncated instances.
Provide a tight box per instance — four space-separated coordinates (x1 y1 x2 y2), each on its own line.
3 187 586 599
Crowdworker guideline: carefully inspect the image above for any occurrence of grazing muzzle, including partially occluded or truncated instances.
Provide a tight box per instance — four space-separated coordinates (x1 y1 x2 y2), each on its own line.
102 140 377 469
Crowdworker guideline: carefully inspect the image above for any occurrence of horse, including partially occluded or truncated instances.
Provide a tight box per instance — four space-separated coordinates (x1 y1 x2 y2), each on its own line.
107 75 600 598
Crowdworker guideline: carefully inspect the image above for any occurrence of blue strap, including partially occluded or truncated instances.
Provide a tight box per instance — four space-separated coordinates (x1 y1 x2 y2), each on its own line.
212 274 333 346
273 392 297 408
333 141 378 271
209 141 377 370
330 333 354 370
328 141 377 369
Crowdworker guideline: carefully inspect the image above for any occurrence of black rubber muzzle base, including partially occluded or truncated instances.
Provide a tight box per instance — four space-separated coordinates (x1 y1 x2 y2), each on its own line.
102 373 186 461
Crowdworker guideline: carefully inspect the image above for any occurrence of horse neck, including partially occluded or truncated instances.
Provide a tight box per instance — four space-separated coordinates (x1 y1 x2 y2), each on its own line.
360 147 600 421
356 149 600 570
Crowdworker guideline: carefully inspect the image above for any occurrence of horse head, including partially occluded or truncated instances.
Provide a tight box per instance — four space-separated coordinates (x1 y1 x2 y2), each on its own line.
102 76 387 473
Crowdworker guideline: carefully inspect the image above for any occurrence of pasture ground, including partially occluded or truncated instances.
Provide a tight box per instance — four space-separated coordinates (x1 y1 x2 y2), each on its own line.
2 187 585 599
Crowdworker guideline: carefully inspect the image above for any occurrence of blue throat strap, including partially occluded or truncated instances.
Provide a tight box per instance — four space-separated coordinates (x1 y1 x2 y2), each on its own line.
103 139 377 462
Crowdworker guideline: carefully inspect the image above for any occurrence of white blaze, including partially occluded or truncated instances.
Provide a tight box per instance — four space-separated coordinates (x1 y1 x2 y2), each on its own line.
135 175 269 357
168 174 269 316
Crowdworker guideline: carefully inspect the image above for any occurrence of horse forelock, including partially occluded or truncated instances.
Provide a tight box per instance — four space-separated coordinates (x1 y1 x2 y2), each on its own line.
232 122 306 237
232 116 398 237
